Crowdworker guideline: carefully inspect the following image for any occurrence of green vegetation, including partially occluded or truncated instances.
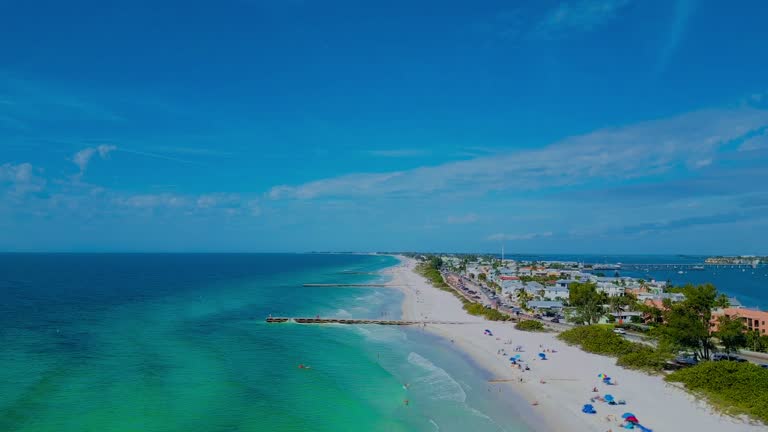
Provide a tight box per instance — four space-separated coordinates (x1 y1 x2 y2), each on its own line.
415 259 508 322
746 330 768 353
464 302 508 321
515 319 546 332
666 361 768 423
568 282 607 325
655 283 730 360
616 346 672 372
715 315 747 355
558 326 671 373
519 275 558 284
415 259 450 289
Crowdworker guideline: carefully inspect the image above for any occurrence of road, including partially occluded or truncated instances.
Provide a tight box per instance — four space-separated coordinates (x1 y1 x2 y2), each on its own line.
440 270 767 365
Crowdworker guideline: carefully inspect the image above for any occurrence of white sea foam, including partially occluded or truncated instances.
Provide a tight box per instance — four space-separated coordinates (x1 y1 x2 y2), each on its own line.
354 291 385 304
429 419 440 431
335 308 352 317
353 325 407 343
407 352 467 403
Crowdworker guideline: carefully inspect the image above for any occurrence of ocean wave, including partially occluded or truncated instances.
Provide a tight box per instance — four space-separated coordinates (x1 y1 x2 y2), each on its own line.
407 352 467 403
354 291 385 304
353 326 407 343
429 419 440 431
335 309 352 317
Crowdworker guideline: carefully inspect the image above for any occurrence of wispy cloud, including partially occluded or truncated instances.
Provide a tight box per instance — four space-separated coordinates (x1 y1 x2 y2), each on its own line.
112 192 260 216
534 0 631 38
738 129 768 152
487 231 553 241
656 0 696 73
267 107 768 201
72 144 116 175
0 162 46 195
620 208 768 235
446 213 479 224
367 149 429 158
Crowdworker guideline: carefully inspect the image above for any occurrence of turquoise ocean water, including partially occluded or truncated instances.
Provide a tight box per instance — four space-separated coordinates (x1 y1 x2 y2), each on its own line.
0 254 535 432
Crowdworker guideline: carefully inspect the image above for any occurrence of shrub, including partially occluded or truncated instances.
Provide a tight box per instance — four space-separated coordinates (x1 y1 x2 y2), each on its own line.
558 326 637 356
616 346 672 372
666 361 768 423
515 319 546 332
464 302 508 321
558 325 670 372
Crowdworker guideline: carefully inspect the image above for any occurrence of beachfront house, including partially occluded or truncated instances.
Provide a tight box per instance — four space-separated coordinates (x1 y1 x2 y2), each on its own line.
501 280 524 297
524 281 545 297
596 282 626 297
528 300 564 313
711 308 768 335
542 285 569 301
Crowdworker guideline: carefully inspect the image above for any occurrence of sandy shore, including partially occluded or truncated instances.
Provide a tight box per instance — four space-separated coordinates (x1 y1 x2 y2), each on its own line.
381 256 762 432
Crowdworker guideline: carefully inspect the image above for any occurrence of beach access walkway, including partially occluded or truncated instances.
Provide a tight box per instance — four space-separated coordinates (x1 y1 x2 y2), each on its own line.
266 317 473 325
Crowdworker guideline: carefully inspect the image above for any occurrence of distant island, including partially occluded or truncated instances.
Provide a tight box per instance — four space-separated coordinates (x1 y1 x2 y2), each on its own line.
705 256 767 265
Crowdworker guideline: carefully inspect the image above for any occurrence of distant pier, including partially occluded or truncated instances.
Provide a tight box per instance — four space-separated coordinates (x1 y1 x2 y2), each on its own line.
266 317 471 325
619 263 761 270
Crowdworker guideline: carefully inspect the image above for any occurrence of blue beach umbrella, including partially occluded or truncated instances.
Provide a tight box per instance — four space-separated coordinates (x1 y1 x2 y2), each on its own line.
538 353 546 359
622 413 636 419
604 394 615 402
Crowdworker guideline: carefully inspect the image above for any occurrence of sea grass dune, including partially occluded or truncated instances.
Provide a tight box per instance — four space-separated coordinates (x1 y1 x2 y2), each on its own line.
384 256 765 432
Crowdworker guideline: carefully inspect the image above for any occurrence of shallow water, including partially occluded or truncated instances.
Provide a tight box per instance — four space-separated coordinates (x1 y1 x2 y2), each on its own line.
0 254 534 432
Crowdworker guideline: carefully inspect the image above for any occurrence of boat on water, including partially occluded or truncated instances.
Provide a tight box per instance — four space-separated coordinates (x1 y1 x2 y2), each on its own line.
691 265 705 271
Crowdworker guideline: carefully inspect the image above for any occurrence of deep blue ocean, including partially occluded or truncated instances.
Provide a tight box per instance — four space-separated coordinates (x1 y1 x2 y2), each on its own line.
0 253 535 432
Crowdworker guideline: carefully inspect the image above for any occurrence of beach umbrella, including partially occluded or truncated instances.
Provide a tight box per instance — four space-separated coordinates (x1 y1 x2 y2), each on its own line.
604 394 615 403
514 354 521 359
538 353 546 359
622 413 637 419
597 373 606 379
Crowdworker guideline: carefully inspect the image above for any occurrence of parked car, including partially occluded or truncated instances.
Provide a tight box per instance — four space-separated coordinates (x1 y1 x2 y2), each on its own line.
759 364 768 369
674 354 698 366
550 317 560 323
613 328 626 335
712 353 747 362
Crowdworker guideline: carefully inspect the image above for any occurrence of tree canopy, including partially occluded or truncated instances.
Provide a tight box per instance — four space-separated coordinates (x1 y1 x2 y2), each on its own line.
568 281 607 325
656 283 729 360
716 315 747 354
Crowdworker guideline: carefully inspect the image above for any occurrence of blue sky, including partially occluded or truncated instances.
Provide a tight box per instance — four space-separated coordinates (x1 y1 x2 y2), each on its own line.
1 0 767 253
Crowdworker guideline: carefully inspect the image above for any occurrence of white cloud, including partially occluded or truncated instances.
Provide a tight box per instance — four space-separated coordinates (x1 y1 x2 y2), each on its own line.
368 149 428 158
269 172 404 200
487 232 553 241
72 144 117 174
0 162 46 194
112 192 261 217
268 107 768 201
114 193 188 209
446 213 479 224
535 0 630 37
738 130 768 152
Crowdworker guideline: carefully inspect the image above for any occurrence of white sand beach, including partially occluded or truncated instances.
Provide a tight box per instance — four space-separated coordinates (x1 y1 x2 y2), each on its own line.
381 256 762 432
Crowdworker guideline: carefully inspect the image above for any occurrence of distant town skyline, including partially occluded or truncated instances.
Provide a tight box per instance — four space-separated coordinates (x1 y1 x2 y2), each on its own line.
1 0 767 253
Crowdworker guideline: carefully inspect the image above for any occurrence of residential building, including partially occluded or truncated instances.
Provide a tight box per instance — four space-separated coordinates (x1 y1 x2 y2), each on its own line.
712 308 768 335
